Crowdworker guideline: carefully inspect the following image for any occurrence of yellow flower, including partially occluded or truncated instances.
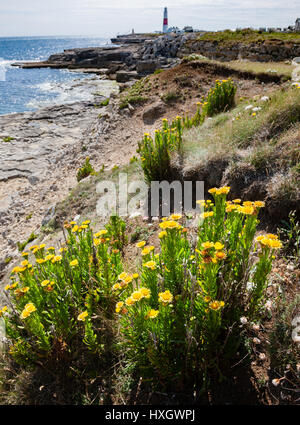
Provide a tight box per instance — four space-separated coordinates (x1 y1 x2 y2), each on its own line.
140 287 151 299
133 273 139 279
36 258 46 264
124 275 133 284
146 309 159 319
201 211 214 219
254 201 265 208
201 241 214 250
51 255 62 263
45 254 54 261
21 287 30 293
238 205 255 215
268 239 282 249
141 246 154 256
29 245 38 251
125 297 135 306
266 233 278 239
169 213 182 221
131 291 143 302
118 272 128 280
77 311 88 321
144 261 157 270
209 300 224 311
215 186 230 195
20 303 36 319
21 260 28 267
112 283 121 291
159 230 167 239
70 259 79 267
158 290 173 305
21 252 29 257
41 280 50 287
136 241 146 248
82 220 91 225
215 251 227 260
94 229 108 237
115 301 124 313
204 296 211 303
214 242 224 250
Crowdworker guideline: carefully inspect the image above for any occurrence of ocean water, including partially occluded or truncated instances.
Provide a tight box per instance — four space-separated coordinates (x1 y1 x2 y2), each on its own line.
0 36 110 115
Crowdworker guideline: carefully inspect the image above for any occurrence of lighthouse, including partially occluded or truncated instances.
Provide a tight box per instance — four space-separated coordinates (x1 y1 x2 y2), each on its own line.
163 7 168 33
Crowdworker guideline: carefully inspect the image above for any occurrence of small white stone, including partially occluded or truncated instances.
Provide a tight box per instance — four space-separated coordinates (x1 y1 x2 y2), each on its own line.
259 353 266 361
253 337 261 344
245 105 253 110
129 212 142 219
253 324 260 331
261 96 269 102
265 300 273 310
240 316 248 324
252 106 262 112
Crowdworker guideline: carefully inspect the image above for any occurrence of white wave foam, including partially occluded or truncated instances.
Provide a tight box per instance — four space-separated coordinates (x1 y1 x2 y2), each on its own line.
26 75 108 109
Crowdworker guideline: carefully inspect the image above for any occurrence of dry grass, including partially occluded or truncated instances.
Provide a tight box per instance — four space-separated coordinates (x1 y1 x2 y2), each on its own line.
229 60 293 78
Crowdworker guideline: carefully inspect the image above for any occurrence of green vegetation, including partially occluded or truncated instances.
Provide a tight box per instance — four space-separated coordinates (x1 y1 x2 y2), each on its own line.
198 28 300 45
161 90 181 103
153 68 164 75
100 98 109 107
278 211 300 258
0 189 282 401
119 77 150 109
2 137 14 143
202 78 236 116
17 233 38 252
76 157 95 182
138 79 235 184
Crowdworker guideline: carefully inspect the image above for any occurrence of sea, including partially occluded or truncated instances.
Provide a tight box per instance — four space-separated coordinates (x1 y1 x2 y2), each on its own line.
0 36 111 116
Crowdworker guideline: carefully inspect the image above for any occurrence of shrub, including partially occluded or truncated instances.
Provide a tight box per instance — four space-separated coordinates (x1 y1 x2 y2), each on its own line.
17 233 38 252
137 117 184 184
161 91 181 103
76 157 95 182
202 79 237 117
115 188 281 388
1 221 123 389
105 215 128 253
100 98 109 107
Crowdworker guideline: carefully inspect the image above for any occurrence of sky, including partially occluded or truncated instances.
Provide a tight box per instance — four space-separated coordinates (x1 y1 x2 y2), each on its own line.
0 0 299 37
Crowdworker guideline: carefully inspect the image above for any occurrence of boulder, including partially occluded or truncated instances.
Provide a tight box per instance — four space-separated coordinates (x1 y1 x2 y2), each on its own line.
136 61 158 74
116 70 140 83
142 102 166 124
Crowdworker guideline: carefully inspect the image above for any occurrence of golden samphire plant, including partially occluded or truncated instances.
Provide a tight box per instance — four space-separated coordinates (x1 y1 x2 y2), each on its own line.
0 187 281 390
115 187 281 387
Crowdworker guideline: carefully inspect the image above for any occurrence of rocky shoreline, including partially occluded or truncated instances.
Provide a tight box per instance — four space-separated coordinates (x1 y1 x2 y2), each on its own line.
12 33 197 82
0 76 120 269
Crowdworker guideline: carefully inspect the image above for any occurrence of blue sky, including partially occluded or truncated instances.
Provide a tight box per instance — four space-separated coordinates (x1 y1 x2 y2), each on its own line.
0 0 299 37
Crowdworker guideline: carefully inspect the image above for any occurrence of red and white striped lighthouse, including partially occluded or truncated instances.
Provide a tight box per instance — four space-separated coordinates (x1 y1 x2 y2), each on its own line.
163 7 168 33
